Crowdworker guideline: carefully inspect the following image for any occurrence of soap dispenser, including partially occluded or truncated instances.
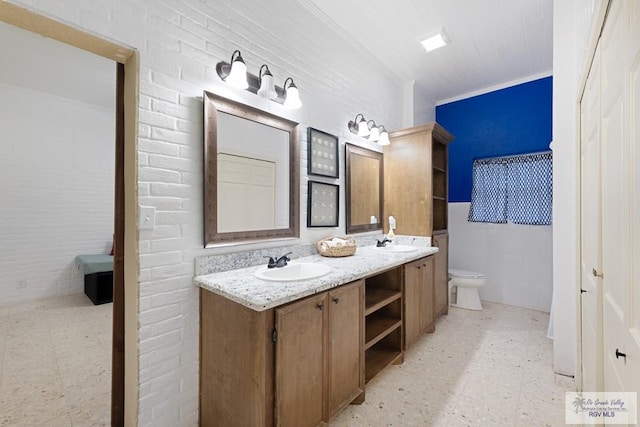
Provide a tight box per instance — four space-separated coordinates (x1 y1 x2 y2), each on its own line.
387 215 396 241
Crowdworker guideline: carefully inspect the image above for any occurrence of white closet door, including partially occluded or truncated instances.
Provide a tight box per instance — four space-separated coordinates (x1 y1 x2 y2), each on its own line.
218 153 276 232
579 43 603 393
624 0 640 414
600 0 640 412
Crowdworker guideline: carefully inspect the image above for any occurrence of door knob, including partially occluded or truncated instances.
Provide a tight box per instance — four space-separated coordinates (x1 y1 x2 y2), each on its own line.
581 289 587 294
332 297 339 304
592 268 604 278
316 303 324 311
615 348 626 360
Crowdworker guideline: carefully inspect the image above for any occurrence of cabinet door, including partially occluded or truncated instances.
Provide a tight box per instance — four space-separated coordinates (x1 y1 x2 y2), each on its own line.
419 257 435 334
403 259 423 349
433 233 449 317
328 280 364 418
275 293 326 427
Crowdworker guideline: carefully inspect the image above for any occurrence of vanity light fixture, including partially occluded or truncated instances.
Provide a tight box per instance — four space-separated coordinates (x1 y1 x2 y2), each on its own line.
218 50 249 89
257 64 277 99
283 77 302 109
216 50 303 108
420 28 449 52
347 114 391 145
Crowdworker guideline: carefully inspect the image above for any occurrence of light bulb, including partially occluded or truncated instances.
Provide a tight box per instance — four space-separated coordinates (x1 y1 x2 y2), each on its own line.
283 79 302 109
226 51 248 89
357 119 370 137
369 125 380 142
378 130 390 146
257 70 277 99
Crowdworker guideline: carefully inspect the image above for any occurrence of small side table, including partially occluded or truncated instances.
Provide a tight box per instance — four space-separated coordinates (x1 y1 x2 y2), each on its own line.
75 254 114 305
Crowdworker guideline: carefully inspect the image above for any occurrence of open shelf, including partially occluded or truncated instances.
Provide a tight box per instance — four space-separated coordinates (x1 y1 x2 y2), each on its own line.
365 340 403 383
363 267 403 384
365 288 401 316
433 198 447 231
365 313 401 350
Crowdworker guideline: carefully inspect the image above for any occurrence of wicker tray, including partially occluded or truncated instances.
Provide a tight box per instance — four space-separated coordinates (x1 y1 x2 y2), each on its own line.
317 236 357 257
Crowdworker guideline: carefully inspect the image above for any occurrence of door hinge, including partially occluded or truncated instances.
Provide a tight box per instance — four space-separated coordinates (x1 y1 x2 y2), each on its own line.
271 329 277 343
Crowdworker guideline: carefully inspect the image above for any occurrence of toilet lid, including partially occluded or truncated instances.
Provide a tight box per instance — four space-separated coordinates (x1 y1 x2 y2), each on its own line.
449 269 485 279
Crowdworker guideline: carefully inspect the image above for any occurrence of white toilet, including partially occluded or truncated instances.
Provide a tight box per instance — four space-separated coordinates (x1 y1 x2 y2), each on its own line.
448 269 485 311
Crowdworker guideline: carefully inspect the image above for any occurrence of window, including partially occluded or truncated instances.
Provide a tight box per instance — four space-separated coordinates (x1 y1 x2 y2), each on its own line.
468 151 552 225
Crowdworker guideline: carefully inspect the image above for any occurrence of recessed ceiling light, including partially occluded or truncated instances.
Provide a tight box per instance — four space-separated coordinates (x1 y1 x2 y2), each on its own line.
420 28 449 52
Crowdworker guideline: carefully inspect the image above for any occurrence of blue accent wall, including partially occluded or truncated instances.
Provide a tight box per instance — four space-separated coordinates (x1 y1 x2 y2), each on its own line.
436 76 552 202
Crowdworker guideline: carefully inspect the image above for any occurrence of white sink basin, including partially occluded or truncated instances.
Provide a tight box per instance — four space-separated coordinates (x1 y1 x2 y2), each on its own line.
372 244 418 253
254 263 332 282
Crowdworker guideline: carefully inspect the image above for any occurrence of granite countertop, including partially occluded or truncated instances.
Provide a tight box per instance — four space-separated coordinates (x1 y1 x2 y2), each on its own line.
194 244 438 311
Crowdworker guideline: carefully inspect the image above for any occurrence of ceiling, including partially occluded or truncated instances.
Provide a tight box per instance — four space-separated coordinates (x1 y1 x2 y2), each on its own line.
0 22 115 109
0 1 553 110
301 0 553 104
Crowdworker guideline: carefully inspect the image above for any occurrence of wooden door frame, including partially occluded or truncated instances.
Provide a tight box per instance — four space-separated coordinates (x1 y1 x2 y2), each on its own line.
0 3 140 425
112 61 126 426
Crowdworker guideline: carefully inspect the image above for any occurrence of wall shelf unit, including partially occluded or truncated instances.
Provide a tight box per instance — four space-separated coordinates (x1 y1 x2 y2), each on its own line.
385 122 453 318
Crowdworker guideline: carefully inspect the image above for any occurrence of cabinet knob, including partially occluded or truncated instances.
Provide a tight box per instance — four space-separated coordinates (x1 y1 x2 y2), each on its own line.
615 348 626 360
316 303 324 311
332 297 340 304
592 268 604 278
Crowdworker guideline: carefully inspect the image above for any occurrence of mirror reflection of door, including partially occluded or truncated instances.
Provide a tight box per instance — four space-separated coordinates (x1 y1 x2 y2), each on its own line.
218 153 276 232
216 111 289 231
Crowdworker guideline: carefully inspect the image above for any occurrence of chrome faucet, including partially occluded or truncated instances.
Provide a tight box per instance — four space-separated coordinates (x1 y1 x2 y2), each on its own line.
376 237 392 247
265 252 292 268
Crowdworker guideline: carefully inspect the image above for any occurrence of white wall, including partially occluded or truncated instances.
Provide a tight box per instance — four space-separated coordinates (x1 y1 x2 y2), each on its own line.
552 0 600 376
401 80 437 128
3 0 406 424
0 83 115 304
413 81 436 125
449 203 553 311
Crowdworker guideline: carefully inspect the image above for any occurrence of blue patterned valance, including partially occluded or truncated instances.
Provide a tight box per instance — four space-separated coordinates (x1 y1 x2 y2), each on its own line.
468 151 552 225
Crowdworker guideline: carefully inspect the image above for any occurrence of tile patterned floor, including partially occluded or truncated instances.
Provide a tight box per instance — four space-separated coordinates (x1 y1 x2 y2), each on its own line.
0 296 573 426
332 301 576 426
0 294 112 427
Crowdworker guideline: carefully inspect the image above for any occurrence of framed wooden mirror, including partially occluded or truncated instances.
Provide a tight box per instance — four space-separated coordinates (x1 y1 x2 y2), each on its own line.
203 91 299 246
345 143 384 234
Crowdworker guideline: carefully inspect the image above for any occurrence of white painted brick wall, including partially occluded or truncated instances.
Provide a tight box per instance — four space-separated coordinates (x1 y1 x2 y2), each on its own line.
7 0 406 424
0 82 115 304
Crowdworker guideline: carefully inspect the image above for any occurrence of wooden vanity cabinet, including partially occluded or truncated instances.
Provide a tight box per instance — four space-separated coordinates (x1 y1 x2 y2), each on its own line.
200 280 363 427
200 289 275 427
403 257 435 349
326 282 365 418
275 280 364 426
275 293 326 427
